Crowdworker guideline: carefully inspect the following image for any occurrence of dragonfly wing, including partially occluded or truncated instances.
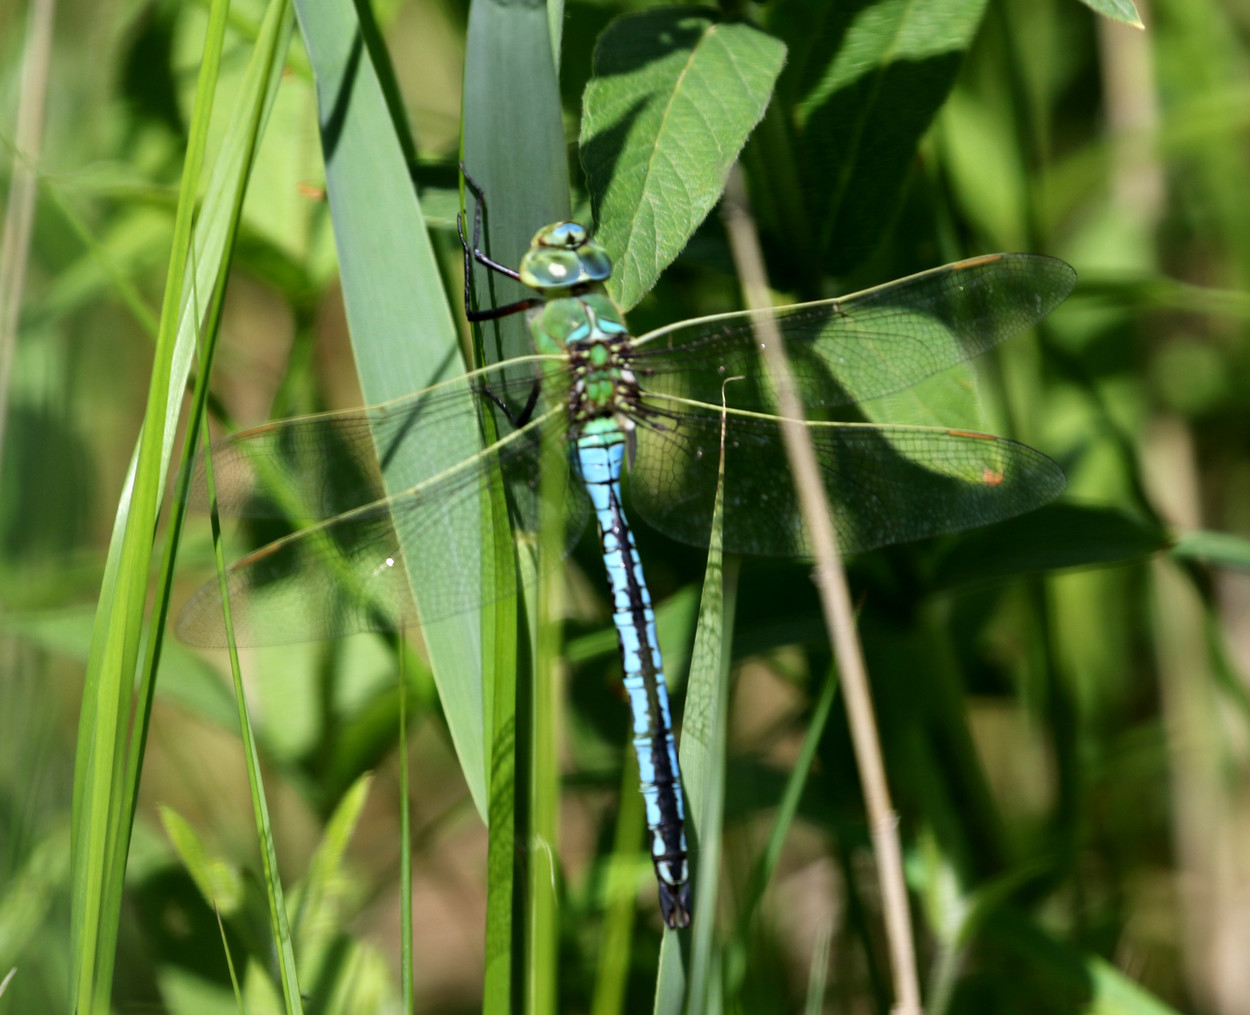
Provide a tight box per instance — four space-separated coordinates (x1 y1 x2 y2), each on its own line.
631 253 1076 411
178 505 418 646
177 409 589 646
630 399 1065 557
188 358 553 519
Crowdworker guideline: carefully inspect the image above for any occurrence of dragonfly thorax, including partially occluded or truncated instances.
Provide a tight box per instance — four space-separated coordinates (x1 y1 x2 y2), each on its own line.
538 294 643 428
568 340 640 422
519 221 613 294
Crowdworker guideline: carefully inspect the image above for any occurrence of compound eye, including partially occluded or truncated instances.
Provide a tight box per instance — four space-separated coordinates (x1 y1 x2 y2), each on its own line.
535 221 588 250
528 249 582 287
519 221 612 290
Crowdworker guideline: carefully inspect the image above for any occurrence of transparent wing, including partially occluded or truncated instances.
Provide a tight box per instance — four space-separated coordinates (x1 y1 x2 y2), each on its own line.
629 396 1066 557
631 253 1076 412
188 356 555 520
178 378 588 646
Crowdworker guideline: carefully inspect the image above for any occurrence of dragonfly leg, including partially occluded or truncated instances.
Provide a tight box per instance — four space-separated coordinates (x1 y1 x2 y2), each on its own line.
458 165 541 322
474 378 542 429
465 297 543 323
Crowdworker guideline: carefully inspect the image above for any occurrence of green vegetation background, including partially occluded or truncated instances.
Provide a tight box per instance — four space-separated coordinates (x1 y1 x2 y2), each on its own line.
4 0 1250 1012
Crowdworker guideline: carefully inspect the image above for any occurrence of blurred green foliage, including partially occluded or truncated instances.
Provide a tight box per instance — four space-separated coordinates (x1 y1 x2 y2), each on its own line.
4 0 1250 1012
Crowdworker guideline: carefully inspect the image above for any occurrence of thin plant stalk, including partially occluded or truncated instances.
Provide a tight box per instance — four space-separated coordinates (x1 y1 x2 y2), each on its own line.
720 165 923 1015
398 638 413 1012
0 0 56 478
201 414 304 1012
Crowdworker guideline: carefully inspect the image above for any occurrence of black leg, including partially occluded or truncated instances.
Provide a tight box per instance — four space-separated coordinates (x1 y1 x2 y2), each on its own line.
458 170 525 282
465 298 542 323
458 168 539 321
458 165 540 321
475 378 543 429
459 195 540 321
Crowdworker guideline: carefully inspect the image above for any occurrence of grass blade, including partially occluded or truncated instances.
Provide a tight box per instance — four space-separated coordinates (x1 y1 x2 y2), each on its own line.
461 4 569 1009
294 0 490 816
202 416 305 1011
590 751 645 1015
70 0 266 1006
679 390 738 1013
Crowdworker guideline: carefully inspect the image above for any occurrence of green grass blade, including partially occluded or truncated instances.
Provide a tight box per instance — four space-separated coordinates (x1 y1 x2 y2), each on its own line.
1083 955 1183 1014
202 418 305 1012
294 0 490 819
528 375 570 1015
590 751 644 1015
483 648 519 1013
134 0 296 826
398 653 413 1013
70 0 245 1006
462 0 570 368
657 391 739 1013
1171 529 1250 570
461 4 570 1010
0 826 71 979
803 920 833 1015
735 661 838 933
159 807 245 915
291 773 372 945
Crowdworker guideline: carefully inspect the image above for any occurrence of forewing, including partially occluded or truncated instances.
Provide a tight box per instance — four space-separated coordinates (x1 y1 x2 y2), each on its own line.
629 398 1066 557
187 358 553 520
177 409 588 646
631 253 1076 412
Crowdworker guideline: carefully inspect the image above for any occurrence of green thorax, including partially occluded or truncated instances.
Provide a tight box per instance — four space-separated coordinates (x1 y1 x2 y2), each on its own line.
521 222 638 423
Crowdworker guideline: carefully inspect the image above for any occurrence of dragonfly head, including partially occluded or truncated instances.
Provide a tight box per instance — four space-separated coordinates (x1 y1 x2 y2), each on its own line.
519 221 613 293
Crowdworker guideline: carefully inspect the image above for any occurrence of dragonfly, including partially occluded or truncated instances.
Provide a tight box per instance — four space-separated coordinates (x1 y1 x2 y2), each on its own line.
178 174 1076 929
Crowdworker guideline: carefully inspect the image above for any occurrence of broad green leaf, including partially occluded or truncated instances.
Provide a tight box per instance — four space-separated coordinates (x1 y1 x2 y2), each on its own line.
1077 0 1144 28
860 366 986 432
930 503 1169 588
581 8 785 309
765 0 990 272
